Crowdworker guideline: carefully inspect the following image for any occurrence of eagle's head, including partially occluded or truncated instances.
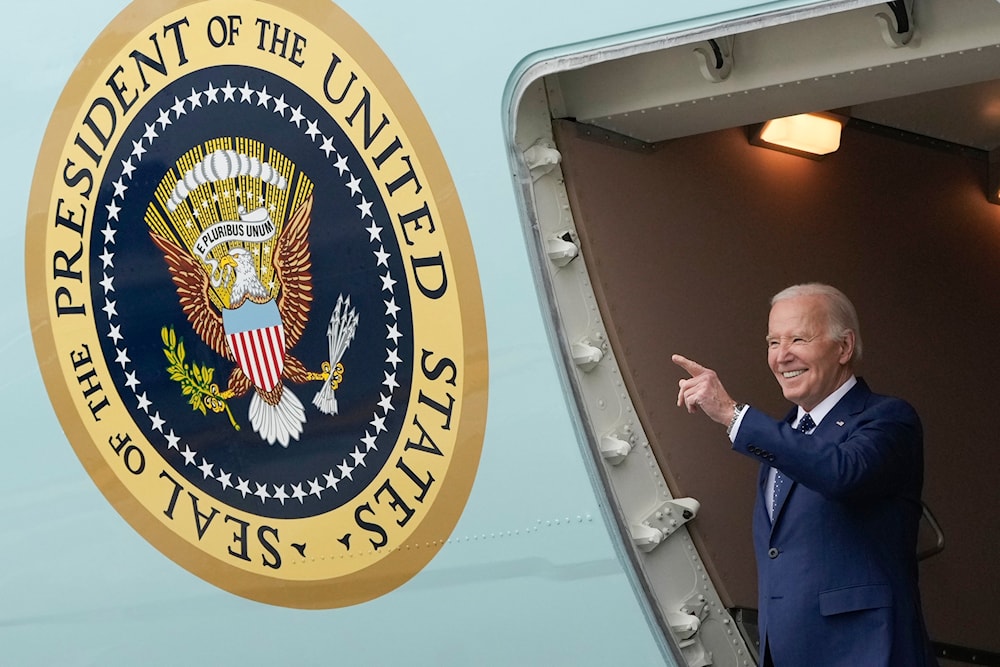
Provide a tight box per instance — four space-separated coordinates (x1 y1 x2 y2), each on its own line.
222 247 268 308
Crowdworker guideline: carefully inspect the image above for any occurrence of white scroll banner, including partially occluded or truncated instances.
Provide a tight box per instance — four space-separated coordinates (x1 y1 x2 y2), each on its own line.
193 206 277 260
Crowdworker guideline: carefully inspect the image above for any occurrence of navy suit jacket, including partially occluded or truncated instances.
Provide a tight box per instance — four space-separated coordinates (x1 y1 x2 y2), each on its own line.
732 379 937 667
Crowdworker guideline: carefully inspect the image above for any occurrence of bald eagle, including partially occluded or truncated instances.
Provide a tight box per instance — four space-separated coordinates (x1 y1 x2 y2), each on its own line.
150 195 322 447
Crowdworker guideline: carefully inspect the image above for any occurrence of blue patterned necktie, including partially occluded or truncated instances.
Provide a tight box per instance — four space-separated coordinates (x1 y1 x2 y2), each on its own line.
772 413 814 517
796 413 816 433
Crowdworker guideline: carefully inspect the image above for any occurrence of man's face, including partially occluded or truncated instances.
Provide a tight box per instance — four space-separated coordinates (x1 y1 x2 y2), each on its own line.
766 295 854 412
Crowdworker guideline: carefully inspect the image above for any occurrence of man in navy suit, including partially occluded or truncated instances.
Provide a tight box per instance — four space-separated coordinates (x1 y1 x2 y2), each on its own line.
673 283 937 667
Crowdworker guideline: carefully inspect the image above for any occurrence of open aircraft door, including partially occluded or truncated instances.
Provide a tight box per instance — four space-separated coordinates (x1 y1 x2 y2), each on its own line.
506 0 1000 664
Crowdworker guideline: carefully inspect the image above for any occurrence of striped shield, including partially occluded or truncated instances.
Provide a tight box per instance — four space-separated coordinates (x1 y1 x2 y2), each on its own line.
222 300 285 392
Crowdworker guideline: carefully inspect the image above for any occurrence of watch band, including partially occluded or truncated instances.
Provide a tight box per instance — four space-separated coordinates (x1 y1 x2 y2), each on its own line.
727 402 747 435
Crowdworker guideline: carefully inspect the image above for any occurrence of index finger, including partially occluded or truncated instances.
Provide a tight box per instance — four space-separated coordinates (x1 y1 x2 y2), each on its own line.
672 354 707 377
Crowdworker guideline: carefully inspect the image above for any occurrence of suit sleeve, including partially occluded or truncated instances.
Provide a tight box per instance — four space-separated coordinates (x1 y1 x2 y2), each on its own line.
731 400 922 501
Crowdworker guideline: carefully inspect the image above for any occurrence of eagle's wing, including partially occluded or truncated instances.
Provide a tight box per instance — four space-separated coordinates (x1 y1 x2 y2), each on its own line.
149 231 231 360
272 194 314 349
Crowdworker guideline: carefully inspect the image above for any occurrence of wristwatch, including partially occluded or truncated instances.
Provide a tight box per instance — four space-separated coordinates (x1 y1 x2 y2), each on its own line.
727 403 747 435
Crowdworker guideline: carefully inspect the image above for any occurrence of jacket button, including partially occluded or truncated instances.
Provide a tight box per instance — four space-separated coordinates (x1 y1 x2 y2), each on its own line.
768 547 779 559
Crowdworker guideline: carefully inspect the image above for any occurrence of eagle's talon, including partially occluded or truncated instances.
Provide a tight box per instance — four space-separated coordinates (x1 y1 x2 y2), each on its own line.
200 384 231 412
331 362 345 390
209 383 235 401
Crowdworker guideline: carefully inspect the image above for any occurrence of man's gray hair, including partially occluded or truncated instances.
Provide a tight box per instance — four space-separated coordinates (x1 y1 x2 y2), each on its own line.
771 283 863 362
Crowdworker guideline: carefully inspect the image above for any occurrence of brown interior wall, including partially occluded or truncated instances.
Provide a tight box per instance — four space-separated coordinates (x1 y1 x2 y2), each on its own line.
552 119 1000 652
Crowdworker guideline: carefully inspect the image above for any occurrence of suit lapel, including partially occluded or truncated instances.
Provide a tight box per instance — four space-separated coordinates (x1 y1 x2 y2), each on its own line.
825 377 871 425
758 466 771 525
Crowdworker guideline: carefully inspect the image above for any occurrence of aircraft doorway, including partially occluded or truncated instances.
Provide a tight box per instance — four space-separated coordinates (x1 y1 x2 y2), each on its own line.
508 0 1000 664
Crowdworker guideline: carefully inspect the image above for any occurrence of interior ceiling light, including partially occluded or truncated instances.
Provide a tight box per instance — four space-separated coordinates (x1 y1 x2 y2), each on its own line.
750 113 844 158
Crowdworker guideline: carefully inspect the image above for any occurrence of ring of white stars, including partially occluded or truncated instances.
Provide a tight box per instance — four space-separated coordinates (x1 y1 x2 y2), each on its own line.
99 76 407 508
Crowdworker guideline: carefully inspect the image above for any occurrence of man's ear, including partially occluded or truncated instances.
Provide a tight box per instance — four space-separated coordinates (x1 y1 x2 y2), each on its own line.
839 330 856 365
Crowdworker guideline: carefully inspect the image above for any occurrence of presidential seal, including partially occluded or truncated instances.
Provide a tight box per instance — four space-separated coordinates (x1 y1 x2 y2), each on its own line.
26 0 487 608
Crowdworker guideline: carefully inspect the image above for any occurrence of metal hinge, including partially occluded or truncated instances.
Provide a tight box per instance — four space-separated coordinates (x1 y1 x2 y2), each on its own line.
631 497 700 552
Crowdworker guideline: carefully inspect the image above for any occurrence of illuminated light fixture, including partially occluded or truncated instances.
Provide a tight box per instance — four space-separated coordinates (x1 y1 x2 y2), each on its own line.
749 112 845 159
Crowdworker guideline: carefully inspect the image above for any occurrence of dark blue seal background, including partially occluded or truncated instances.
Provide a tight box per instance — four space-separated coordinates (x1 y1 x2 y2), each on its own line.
90 66 414 520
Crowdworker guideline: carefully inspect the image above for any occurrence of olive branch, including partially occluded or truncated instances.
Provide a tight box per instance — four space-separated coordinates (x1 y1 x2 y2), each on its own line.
161 326 240 431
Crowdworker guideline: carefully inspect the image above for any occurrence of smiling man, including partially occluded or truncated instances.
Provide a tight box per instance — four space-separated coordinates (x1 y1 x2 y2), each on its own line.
673 283 937 667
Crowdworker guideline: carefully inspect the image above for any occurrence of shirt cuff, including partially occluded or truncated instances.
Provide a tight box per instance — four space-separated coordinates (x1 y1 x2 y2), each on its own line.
728 404 749 443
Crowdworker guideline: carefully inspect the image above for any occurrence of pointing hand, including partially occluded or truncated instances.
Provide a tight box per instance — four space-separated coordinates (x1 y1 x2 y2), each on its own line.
672 354 737 426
